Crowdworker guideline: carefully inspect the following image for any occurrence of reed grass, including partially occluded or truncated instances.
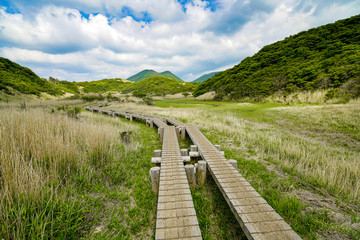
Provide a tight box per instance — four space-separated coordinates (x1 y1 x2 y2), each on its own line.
109 100 360 238
0 106 159 239
110 100 360 203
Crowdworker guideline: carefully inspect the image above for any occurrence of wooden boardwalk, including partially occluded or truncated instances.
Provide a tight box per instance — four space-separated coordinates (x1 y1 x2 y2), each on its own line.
85 105 302 240
156 126 202 239
185 124 301 240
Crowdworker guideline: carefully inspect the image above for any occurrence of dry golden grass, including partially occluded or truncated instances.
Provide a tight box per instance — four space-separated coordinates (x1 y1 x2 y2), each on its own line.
0 106 157 239
109 100 360 203
195 91 216 100
0 108 118 202
265 89 347 104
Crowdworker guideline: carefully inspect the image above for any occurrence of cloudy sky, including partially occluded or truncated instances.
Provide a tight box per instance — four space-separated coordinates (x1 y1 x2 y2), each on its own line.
0 0 359 81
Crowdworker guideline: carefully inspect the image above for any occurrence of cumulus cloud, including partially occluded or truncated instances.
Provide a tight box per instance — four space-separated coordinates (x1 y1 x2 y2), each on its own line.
0 0 359 81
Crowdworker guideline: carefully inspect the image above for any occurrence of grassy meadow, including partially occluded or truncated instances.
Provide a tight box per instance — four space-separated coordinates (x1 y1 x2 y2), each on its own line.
0 97 359 240
107 98 360 239
0 102 161 239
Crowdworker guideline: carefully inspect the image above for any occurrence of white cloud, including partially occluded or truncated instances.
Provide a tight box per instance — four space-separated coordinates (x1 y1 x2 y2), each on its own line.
0 0 359 81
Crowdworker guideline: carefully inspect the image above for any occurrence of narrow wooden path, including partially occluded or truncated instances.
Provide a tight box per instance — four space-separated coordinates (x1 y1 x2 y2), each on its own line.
185 124 301 240
85 105 302 240
156 126 202 239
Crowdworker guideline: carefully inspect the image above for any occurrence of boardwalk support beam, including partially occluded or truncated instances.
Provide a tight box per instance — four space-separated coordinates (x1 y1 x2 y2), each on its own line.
150 167 160 194
197 160 207 185
185 165 196 188
180 149 188 156
158 127 164 143
229 159 238 170
154 150 162 157
180 126 186 140
190 145 198 151
152 157 162 165
182 156 191 163
175 126 181 139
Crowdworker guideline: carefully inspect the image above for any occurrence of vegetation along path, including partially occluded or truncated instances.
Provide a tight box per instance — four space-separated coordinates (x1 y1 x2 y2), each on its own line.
85 104 301 239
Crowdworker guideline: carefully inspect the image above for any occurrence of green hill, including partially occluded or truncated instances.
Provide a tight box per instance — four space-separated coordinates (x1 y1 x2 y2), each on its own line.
127 69 183 82
194 14 360 100
0 57 66 96
122 76 195 96
159 71 183 82
77 78 132 93
192 71 220 83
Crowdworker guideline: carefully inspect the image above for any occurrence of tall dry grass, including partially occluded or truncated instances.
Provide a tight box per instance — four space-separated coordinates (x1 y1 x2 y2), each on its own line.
265 89 349 104
110 101 360 203
0 107 141 239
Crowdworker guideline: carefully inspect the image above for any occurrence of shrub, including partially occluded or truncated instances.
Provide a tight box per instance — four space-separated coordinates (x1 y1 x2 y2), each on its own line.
325 88 339 101
82 94 105 102
132 91 146 98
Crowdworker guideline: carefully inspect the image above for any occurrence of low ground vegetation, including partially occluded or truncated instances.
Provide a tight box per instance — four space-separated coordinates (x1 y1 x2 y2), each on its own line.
1 98 358 239
0 102 160 239
108 99 360 239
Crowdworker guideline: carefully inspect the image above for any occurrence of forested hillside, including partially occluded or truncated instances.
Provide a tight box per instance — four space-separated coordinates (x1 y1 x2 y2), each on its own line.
194 14 360 100
0 57 65 96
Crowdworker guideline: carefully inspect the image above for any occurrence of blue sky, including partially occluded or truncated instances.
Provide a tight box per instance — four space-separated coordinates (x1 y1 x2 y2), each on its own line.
0 0 359 81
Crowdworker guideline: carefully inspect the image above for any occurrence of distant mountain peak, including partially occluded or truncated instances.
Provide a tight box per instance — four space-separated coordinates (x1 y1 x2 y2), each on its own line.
192 71 220 83
127 69 183 82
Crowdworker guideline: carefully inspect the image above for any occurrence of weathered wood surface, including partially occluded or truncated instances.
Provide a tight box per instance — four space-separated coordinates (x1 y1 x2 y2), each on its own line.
85 105 302 240
185 124 301 240
166 117 185 127
156 126 202 239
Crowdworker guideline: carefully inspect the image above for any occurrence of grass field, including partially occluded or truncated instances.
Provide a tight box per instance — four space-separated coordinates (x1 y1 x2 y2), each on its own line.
0 104 161 239
1 98 359 239
108 98 360 239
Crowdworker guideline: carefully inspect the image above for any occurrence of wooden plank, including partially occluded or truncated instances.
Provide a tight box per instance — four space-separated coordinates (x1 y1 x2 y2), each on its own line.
155 126 202 240
185 124 301 240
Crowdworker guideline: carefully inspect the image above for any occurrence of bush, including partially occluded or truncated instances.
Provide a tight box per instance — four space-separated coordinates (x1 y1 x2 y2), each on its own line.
213 92 226 101
325 88 339 101
82 94 105 102
340 78 360 98
132 91 146 98
143 97 154 105
66 107 81 119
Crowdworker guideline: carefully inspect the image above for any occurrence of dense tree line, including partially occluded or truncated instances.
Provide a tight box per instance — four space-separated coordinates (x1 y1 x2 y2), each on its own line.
194 14 360 100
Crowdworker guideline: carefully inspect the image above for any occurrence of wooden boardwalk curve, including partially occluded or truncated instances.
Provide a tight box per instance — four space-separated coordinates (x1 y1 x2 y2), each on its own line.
185 124 301 240
156 126 202 239
85 105 302 240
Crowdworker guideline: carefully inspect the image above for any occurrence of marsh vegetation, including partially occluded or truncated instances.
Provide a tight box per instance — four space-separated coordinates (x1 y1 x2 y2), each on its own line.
0 97 359 239
108 98 360 239
0 102 160 239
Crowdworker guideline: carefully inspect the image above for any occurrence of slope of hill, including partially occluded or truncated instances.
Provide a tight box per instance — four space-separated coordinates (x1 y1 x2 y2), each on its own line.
192 71 220 83
0 57 65 96
122 76 194 96
159 71 183 82
127 69 183 82
194 14 360 100
77 78 132 93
